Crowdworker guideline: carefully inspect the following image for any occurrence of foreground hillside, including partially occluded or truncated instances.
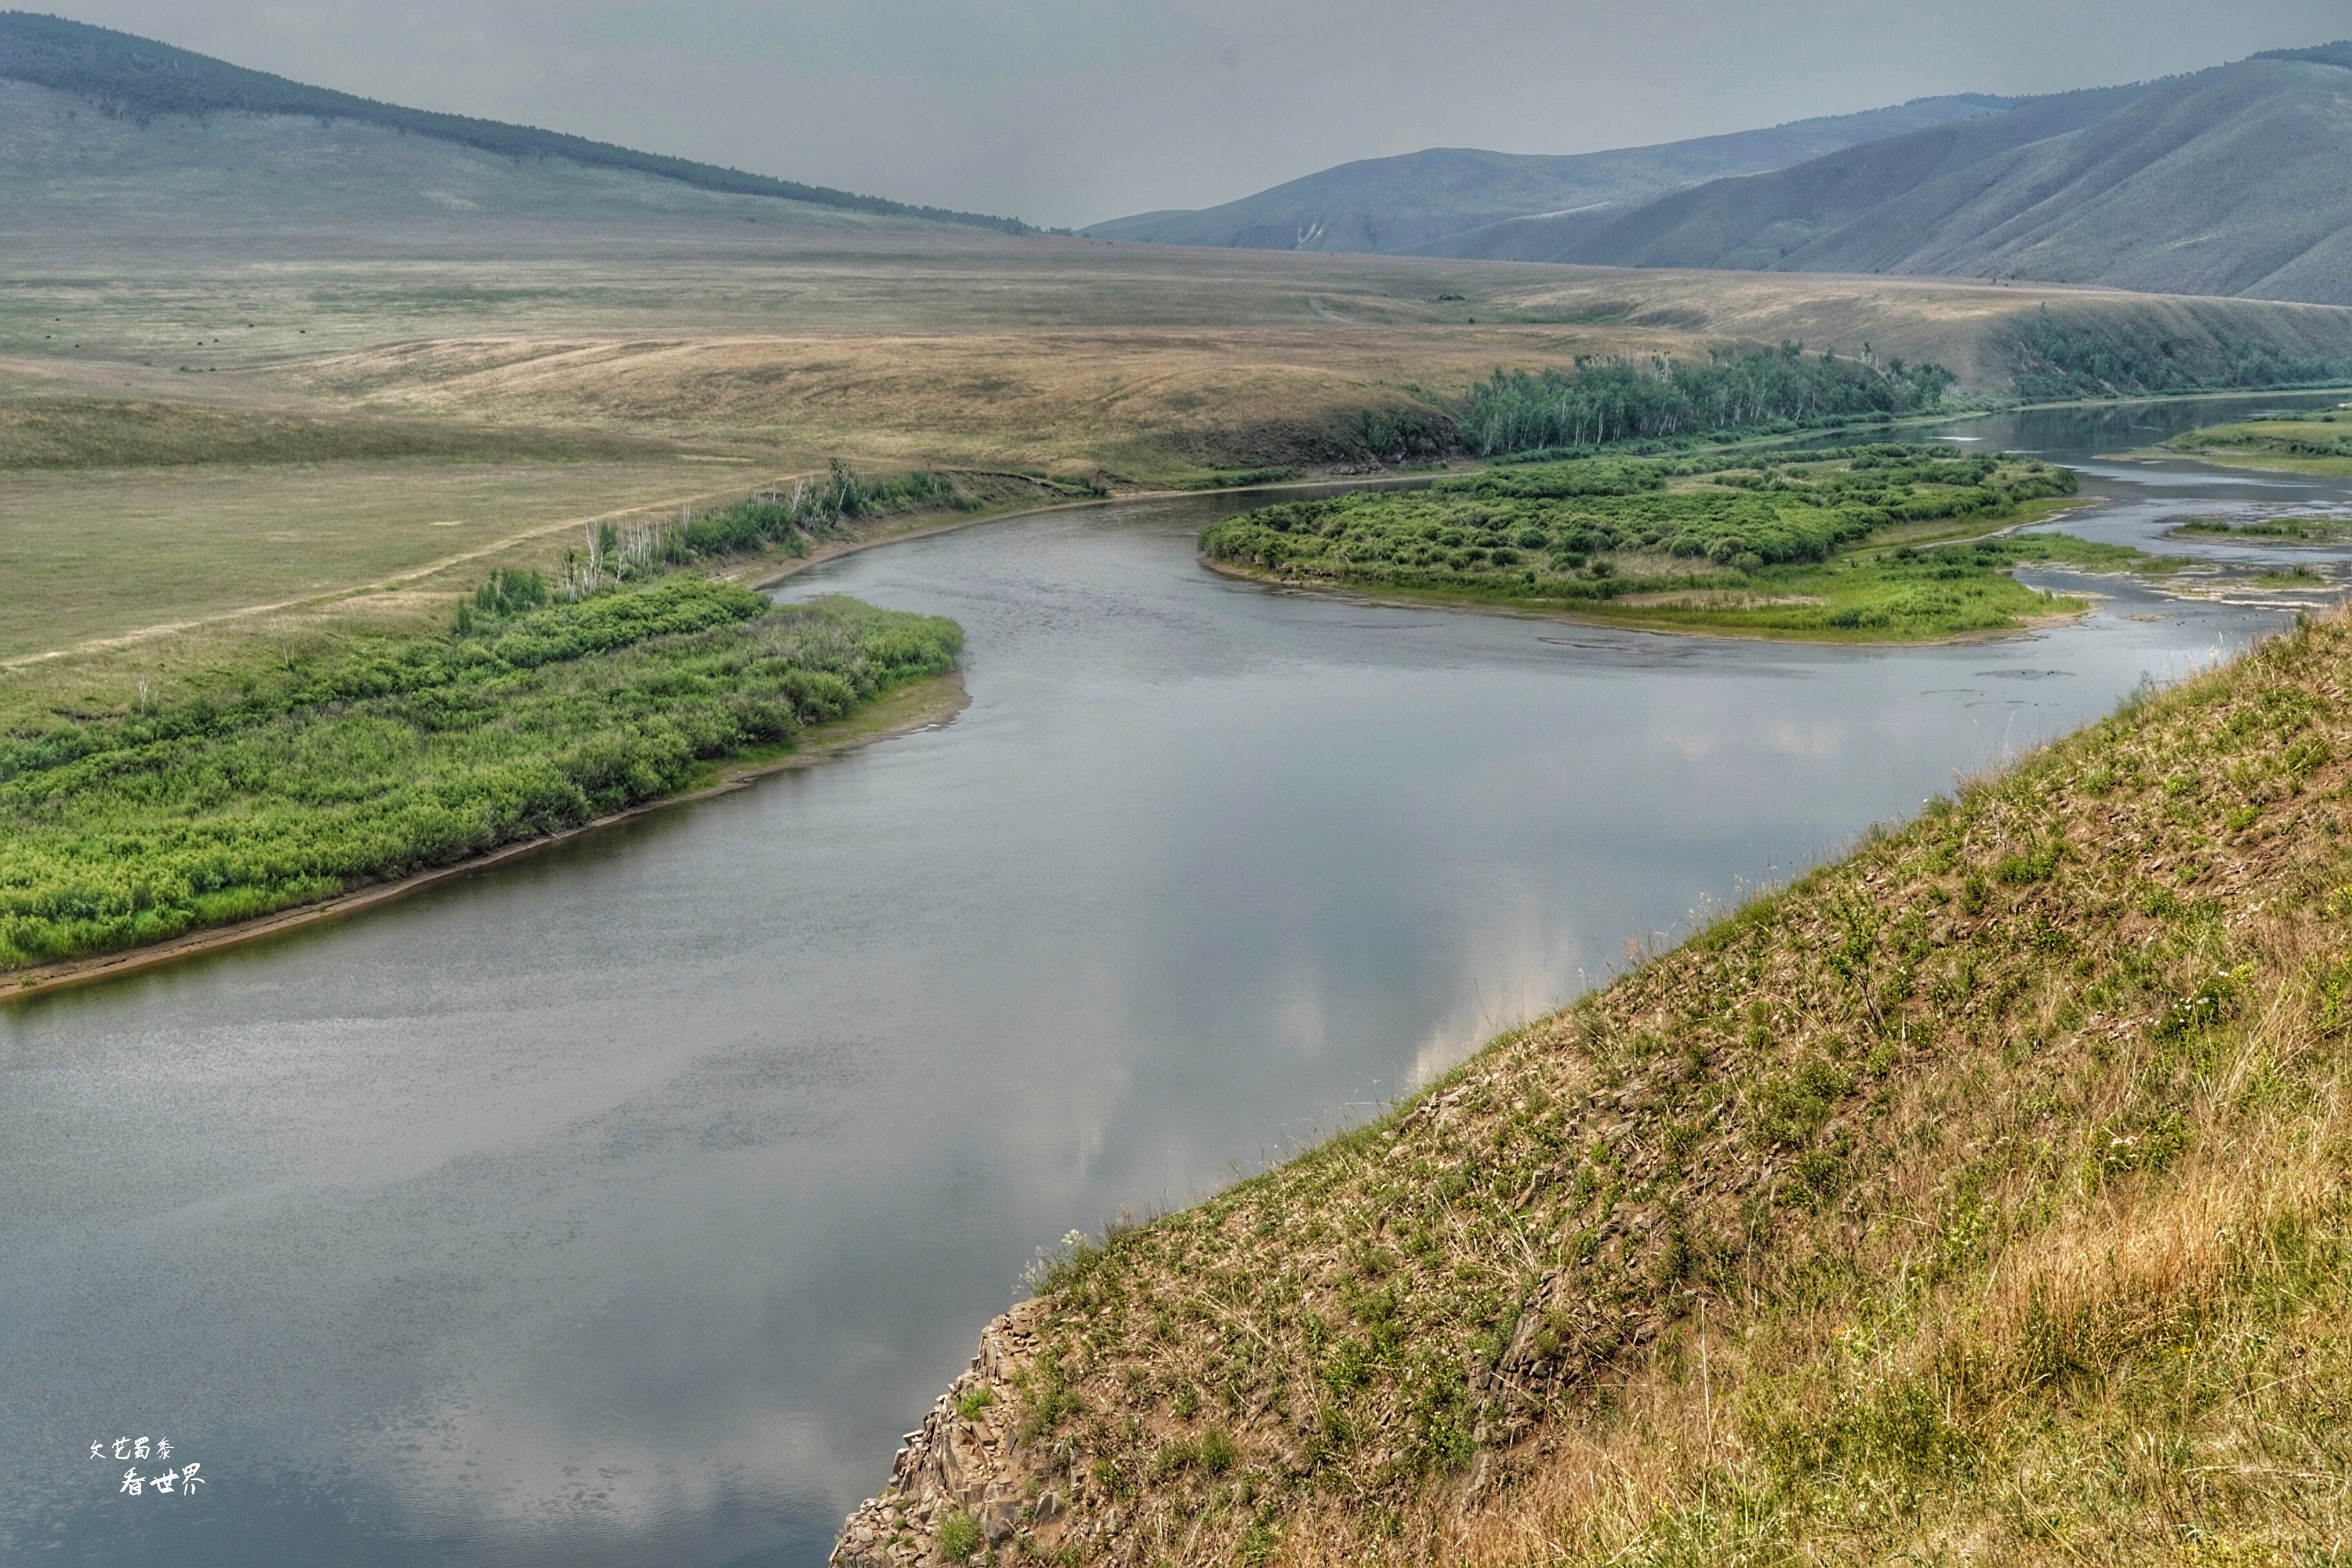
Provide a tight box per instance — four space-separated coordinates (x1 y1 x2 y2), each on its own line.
837 609 2352 1564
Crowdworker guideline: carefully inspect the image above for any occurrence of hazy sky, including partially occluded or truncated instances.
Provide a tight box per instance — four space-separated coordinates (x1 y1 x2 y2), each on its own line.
41 1 2352 226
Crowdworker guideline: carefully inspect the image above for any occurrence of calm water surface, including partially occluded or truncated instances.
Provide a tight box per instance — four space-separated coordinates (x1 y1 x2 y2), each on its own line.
5 393 2348 1566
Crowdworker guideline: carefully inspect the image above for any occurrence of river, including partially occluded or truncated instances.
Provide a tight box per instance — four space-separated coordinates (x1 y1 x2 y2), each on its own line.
4 392 2347 1566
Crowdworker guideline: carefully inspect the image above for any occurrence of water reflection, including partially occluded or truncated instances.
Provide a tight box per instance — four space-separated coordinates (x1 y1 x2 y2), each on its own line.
3 393 2347 1566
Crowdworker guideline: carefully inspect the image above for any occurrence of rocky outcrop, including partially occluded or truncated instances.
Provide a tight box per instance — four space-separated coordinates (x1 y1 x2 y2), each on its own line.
832 1301 1058 1567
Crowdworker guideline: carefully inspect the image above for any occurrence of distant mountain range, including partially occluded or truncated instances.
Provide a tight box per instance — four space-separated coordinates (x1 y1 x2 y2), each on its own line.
1090 44 2352 307
0 10 1029 233
1083 96 2022 256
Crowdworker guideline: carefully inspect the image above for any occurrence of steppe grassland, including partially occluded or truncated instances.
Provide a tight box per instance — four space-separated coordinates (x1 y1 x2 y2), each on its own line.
0 458 750 661
13 220 2352 738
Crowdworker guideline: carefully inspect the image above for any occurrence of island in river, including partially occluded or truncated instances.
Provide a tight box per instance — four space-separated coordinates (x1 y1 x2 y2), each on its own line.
1199 445 2157 641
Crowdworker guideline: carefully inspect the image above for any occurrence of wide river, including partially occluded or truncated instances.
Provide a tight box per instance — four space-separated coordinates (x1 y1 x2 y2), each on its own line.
7 394 2351 1566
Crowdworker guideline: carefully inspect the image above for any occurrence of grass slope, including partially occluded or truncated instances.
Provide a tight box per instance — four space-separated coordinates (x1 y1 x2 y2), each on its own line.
837 606 2352 1567
1199 448 2105 641
0 579 960 972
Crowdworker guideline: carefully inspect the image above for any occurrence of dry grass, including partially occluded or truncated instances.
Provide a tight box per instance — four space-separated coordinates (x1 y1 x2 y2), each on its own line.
0 458 753 662
289 327 1690 474
840 608 2352 1568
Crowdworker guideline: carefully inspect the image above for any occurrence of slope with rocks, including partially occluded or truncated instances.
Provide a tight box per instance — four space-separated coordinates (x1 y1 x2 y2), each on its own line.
837 607 2352 1564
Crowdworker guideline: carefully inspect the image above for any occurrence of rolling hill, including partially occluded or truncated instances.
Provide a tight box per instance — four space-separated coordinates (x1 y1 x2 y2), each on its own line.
1445 48 2352 307
0 9 1028 239
1080 96 2024 255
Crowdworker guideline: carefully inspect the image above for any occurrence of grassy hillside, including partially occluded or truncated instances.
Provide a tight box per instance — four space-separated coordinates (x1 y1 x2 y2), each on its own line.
0 12 1027 231
835 606 2352 1566
1475 51 2352 310
1081 96 2023 255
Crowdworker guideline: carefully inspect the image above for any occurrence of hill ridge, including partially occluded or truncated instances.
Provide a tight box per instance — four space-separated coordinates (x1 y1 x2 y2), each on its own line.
1080 95 2027 255
1426 48 2352 307
0 10 1031 233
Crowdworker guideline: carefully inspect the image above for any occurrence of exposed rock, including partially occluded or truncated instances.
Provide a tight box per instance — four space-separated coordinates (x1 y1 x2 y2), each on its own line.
829 1299 1056 1568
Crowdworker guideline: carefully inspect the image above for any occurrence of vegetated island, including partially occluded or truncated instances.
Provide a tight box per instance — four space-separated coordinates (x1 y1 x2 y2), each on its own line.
836 606 2352 1566
2157 408 2352 477
1201 445 2137 641
0 574 961 989
2169 515 2352 544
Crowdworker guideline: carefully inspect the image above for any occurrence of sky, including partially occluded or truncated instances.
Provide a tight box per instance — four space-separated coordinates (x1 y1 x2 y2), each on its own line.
37 0 2352 227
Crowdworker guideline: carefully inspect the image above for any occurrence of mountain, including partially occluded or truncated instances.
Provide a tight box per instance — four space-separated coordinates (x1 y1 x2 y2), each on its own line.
0 11 1028 233
1436 49 2352 307
1080 96 2022 254
1425 82 2148 264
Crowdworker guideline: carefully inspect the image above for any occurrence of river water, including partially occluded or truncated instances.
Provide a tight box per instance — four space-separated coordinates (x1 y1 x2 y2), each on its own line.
5 393 2348 1566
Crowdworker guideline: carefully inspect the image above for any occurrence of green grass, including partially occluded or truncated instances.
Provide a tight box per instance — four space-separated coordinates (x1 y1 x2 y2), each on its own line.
0 578 960 971
2161 413 2352 477
2169 514 2352 542
1199 446 2100 641
843 604 2352 1568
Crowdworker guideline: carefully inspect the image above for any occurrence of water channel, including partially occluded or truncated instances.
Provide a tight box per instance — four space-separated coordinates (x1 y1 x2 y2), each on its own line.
6 392 2350 1566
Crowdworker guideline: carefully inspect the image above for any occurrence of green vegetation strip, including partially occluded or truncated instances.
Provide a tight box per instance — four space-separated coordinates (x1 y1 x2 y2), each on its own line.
855 611 2352 1565
2170 515 2352 543
1202 445 2111 640
0 579 960 971
1460 347 1956 457
2163 412 2352 476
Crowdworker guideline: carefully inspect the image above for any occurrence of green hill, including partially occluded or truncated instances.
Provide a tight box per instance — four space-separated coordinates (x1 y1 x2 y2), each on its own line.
834 609 2352 1564
0 11 1027 234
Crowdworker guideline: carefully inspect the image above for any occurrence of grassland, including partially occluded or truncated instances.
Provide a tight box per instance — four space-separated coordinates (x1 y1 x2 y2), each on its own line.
0 579 960 975
837 604 2352 1568
1199 448 2118 641
7 205 2352 731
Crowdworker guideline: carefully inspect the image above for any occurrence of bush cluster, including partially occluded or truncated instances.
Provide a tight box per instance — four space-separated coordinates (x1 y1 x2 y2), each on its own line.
0 579 961 969
1200 448 2074 603
1460 347 1957 456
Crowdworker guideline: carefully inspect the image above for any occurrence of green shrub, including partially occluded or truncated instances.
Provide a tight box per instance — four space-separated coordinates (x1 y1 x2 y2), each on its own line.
935 1511 982 1560
0 581 962 971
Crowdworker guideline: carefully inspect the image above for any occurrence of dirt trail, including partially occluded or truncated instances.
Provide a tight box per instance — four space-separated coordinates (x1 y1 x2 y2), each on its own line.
1 479 784 668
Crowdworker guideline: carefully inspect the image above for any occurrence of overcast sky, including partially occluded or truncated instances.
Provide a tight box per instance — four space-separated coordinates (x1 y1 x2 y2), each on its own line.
40 1 2352 226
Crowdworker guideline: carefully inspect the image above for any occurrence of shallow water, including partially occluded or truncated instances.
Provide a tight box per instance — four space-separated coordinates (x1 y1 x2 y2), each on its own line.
5 391 2348 1566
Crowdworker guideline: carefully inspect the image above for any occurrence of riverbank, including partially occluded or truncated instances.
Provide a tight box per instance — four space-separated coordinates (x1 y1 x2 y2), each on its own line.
3 672 965 1006
0 584 963 996
835 604 2352 1567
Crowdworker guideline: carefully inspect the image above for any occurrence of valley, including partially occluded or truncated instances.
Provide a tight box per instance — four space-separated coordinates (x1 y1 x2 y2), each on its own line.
12 13 2352 1568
